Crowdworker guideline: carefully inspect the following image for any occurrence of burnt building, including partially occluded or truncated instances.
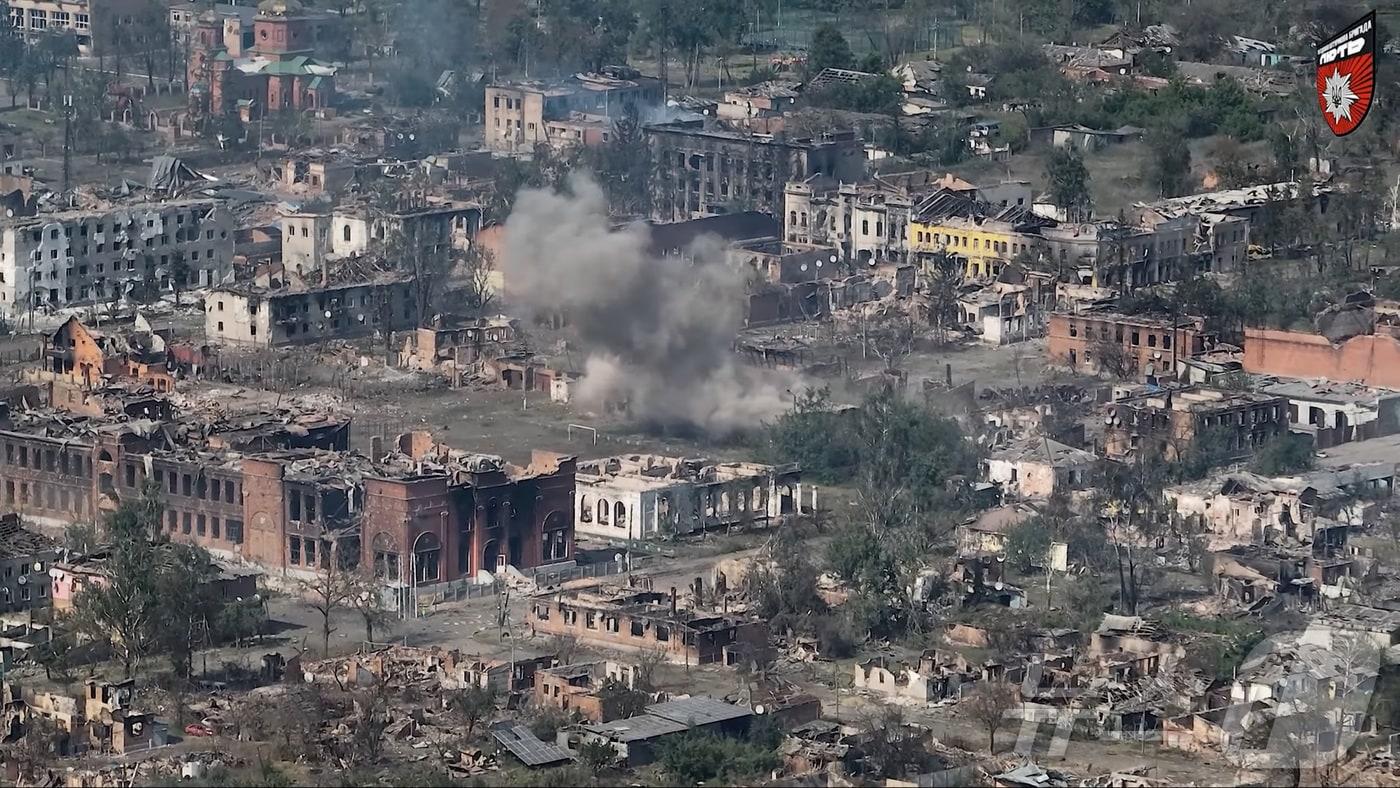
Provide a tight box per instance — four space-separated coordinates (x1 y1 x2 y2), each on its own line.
527 584 769 667
0 405 575 588
1104 386 1288 462
644 121 865 222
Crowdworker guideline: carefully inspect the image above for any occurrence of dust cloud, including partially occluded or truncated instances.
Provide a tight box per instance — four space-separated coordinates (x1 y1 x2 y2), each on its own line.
501 174 788 435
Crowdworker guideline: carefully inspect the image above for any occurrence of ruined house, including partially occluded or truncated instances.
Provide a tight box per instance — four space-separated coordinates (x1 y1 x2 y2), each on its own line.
1089 616 1186 678
534 661 640 722
1164 463 1392 552
852 658 938 703
1102 386 1287 463
984 438 1096 500
397 316 516 376
574 454 802 542
40 316 176 394
527 584 770 667
568 696 754 767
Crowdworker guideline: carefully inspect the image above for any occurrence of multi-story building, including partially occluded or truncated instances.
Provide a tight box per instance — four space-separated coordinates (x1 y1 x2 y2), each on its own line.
0 405 576 587
485 68 663 154
645 121 865 222
908 188 1050 279
204 269 418 347
280 200 479 274
574 454 802 542
171 1 341 57
0 513 57 612
783 176 912 265
1047 311 1214 382
1103 386 1288 462
0 199 236 321
7 0 140 53
1039 216 1196 289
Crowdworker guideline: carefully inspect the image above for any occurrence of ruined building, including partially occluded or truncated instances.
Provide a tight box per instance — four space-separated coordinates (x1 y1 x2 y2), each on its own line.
574 454 802 542
645 121 865 222
1103 386 1288 462
485 68 663 154
527 584 770 667
204 268 417 347
0 199 236 320
0 403 575 586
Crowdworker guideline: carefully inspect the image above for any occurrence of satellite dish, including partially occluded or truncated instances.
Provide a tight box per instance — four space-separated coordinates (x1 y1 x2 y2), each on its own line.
32 562 42 572
613 553 624 564
799 264 808 272
16 575 26 585
868 259 877 266
324 310 332 318
815 260 823 268
754 704 767 715
993 581 1004 591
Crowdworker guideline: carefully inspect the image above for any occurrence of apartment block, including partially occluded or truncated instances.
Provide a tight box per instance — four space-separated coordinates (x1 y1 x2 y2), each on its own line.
783 177 912 265
645 121 865 222
204 270 418 347
485 68 663 153
0 200 236 320
7 0 139 53
280 200 480 273
0 513 57 613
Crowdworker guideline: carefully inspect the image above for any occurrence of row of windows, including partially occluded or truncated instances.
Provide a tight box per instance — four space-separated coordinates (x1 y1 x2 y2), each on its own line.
28 215 217 244
3 479 88 515
914 230 1029 257
288 535 329 568
1065 321 1176 350
153 467 240 504
164 508 244 543
535 604 672 641
2 443 91 476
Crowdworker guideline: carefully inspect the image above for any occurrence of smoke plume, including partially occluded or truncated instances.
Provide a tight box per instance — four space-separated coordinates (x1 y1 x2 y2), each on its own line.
502 175 787 434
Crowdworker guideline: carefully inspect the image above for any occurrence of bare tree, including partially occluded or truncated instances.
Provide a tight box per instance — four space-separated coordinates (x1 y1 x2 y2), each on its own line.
963 680 1018 753
460 244 497 317
299 553 358 656
1 715 59 783
450 685 497 737
345 570 393 645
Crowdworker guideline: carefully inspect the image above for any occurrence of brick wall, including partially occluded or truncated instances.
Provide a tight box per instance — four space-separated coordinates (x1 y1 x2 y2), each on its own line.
1244 327 1400 388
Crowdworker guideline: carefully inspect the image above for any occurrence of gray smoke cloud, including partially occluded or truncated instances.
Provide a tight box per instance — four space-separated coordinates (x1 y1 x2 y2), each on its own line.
502 174 787 434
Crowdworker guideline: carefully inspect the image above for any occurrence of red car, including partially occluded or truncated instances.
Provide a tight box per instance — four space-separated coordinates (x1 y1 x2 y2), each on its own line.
184 723 213 737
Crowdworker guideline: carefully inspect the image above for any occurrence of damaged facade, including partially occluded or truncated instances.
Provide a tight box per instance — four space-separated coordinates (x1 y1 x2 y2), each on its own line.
0 398 575 586
1103 386 1287 462
204 268 417 347
573 454 802 542
0 199 236 318
645 121 864 222
527 583 770 667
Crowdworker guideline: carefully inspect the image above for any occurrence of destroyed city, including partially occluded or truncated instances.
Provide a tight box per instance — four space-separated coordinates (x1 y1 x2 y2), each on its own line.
6 0 1400 786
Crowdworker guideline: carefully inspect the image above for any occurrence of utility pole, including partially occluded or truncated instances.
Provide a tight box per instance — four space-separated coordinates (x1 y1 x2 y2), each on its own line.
61 93 73 195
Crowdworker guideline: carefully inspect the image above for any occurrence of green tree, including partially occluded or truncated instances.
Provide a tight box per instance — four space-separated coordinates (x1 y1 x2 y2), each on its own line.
597 677 649 720
1045 145 1091 220
656 732 779 785
1005 518 1051 574
1251 434 1315 476
576 737 618 773
1148 125 1193 197
808 23 854 73
451 685 496 736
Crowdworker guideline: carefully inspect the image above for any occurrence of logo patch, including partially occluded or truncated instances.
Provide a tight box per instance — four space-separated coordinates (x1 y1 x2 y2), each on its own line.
1317 11 1377 136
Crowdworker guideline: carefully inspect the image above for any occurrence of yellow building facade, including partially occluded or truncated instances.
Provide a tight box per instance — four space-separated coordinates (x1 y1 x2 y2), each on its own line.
908 217 1042 278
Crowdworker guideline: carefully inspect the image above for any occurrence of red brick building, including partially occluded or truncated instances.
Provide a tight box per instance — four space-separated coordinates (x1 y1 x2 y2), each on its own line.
1048 311 1214 382
188 0 337 120
0 414 575 587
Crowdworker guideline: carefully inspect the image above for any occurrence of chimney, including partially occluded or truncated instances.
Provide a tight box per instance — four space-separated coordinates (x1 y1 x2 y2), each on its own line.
320 257 328 287
669 586 677 615
945 363 953 387
370 435 383 463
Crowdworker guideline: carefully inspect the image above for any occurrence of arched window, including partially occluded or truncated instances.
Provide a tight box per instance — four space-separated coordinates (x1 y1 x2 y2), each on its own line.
342 224 351 243
615 501 627 528
413 532 441 584
371 532 399 582
579 494 592 522
598 499 610 524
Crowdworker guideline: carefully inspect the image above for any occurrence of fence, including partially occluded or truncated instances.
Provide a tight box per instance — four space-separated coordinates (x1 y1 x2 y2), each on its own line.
412 556 648 604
